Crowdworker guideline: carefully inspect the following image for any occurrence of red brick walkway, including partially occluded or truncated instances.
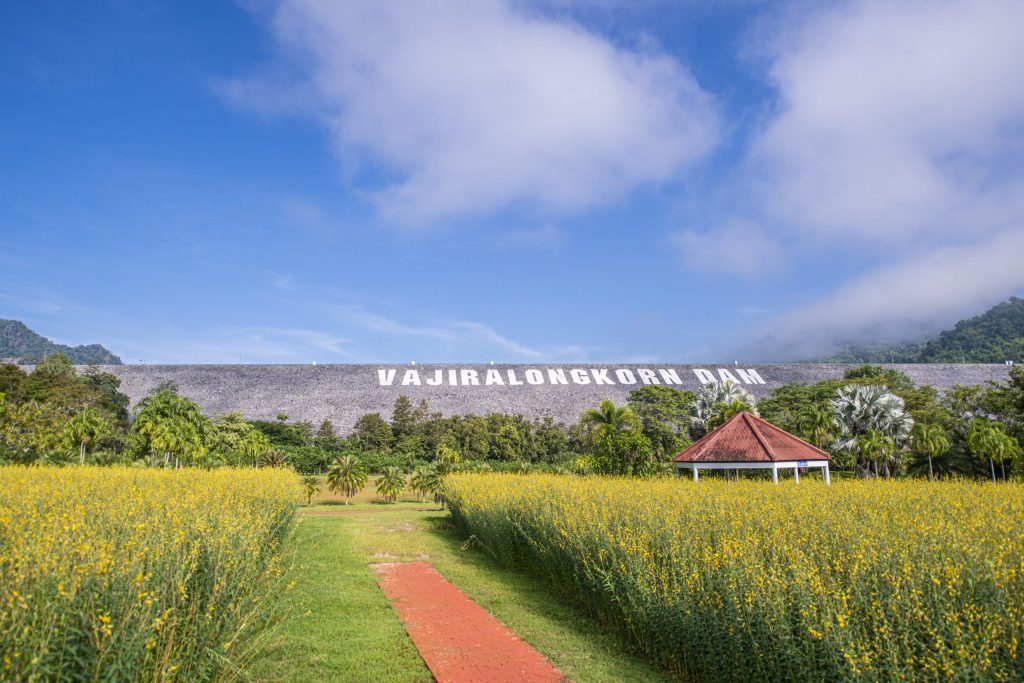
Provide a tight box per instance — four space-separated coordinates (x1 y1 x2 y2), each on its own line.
371 562 566 683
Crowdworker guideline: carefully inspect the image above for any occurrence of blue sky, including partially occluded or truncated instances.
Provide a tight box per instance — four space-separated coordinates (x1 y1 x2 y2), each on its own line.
2 0 1023 364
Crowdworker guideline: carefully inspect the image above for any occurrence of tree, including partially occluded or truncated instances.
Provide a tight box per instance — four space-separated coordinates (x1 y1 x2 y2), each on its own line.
832 385 914 477
967 419 1019 482
131 388 208 467
856 430 895 478
689 382 757 440
301 475 321 505
797 405 838 450
352 413 392 453
628 386 695 459
409 466 434 502
238 429 271 468
910 423 949 481
376 466 406 503
262 448 290 468
326 454 368 504
63 408 110 465
581 400 639 443
390 395 417 442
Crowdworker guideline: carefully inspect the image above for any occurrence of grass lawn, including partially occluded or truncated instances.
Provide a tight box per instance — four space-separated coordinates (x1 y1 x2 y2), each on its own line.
243 507 675 683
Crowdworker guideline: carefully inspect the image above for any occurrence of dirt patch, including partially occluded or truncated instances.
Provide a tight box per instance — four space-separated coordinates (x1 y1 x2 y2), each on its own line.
371 561 566 683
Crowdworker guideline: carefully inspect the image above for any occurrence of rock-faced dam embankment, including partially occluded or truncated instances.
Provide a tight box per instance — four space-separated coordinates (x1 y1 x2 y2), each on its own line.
82 364 1013 432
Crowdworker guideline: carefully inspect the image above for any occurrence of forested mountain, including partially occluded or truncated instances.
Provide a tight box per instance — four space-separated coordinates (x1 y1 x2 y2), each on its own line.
0 320 122 365
824 298 1024 364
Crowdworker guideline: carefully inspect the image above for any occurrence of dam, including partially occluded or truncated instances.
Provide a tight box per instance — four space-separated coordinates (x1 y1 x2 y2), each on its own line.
82 363 1013 432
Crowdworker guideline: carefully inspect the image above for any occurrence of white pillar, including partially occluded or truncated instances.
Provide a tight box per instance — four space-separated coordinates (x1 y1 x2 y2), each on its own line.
794 466 800 485
772 464 778 484
692 466 699 482
824 464 831 486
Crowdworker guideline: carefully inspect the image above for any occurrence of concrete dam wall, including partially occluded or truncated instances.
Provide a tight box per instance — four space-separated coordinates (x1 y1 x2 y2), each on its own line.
81 363 1013 432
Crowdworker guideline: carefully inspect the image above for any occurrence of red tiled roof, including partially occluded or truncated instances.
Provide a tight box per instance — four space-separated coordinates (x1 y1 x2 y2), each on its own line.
673 412 830 463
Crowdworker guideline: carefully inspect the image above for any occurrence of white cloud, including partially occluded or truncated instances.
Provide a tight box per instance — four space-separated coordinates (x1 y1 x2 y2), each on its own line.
671 218 784 276
227 0 720 224
755 230 1024 360
696 0 1024 356
751 0 1024 242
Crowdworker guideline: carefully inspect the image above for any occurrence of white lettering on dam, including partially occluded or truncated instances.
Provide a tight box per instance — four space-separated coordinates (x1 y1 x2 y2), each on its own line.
376 366 769 388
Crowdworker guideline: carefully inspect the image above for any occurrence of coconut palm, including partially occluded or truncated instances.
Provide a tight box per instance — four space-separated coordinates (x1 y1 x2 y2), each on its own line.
797 405 838 450
238 430 271 469
688 382 757 440
301 475 321 505
857 430 894 478
910 423 949 481
63 408 110 465
968 419 1019 482
326 454 367 504
376 466 406 503
581 400 639 443
832 385 913 477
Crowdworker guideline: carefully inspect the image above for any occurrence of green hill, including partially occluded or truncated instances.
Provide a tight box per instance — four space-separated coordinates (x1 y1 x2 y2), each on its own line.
824 297 1024 364
0 320 122 365
915 297 1024 363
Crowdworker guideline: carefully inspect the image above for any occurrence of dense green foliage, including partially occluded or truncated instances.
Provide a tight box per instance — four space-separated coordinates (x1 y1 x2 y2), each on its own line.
0 319 122 364
2 351 1021 480
824 297 1024 363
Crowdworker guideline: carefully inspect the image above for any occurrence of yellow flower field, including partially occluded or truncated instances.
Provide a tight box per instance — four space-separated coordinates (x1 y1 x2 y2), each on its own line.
0 466 299 681
445 474 1024 681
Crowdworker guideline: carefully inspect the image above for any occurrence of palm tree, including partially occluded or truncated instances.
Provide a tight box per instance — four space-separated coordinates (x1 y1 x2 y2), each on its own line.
797 405 837 450
63 408 110 465
832 385 913 477
688 382 757 440
910 423 949 481
376 466 406 503
261 448 290 468
238 430 271 469
968 419 1019 482
409 466 433 502
857 430 894 478
326 455 368 504
581 400 638 443
132 389 208 467
301 475 321 505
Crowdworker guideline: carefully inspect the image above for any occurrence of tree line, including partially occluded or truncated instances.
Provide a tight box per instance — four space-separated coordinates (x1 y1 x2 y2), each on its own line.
1 354 1021 480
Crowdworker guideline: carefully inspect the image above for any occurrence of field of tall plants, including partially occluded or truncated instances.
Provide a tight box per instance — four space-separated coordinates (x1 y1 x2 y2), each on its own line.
0 466 299 681
445 474 1024 681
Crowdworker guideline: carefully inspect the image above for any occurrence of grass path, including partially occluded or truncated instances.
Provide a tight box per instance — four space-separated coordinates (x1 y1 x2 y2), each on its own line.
244 507 675 683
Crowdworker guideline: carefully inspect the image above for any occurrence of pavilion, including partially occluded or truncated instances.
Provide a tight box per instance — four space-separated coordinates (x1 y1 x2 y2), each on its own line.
673 411 831 484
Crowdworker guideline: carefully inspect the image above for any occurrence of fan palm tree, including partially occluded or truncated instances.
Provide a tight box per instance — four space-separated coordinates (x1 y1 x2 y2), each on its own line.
910 423 949 481
63 408 110 465
832 385 913 477
688 382 757 440
301 475 321 505
326 454 367 504
376 466 406 503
